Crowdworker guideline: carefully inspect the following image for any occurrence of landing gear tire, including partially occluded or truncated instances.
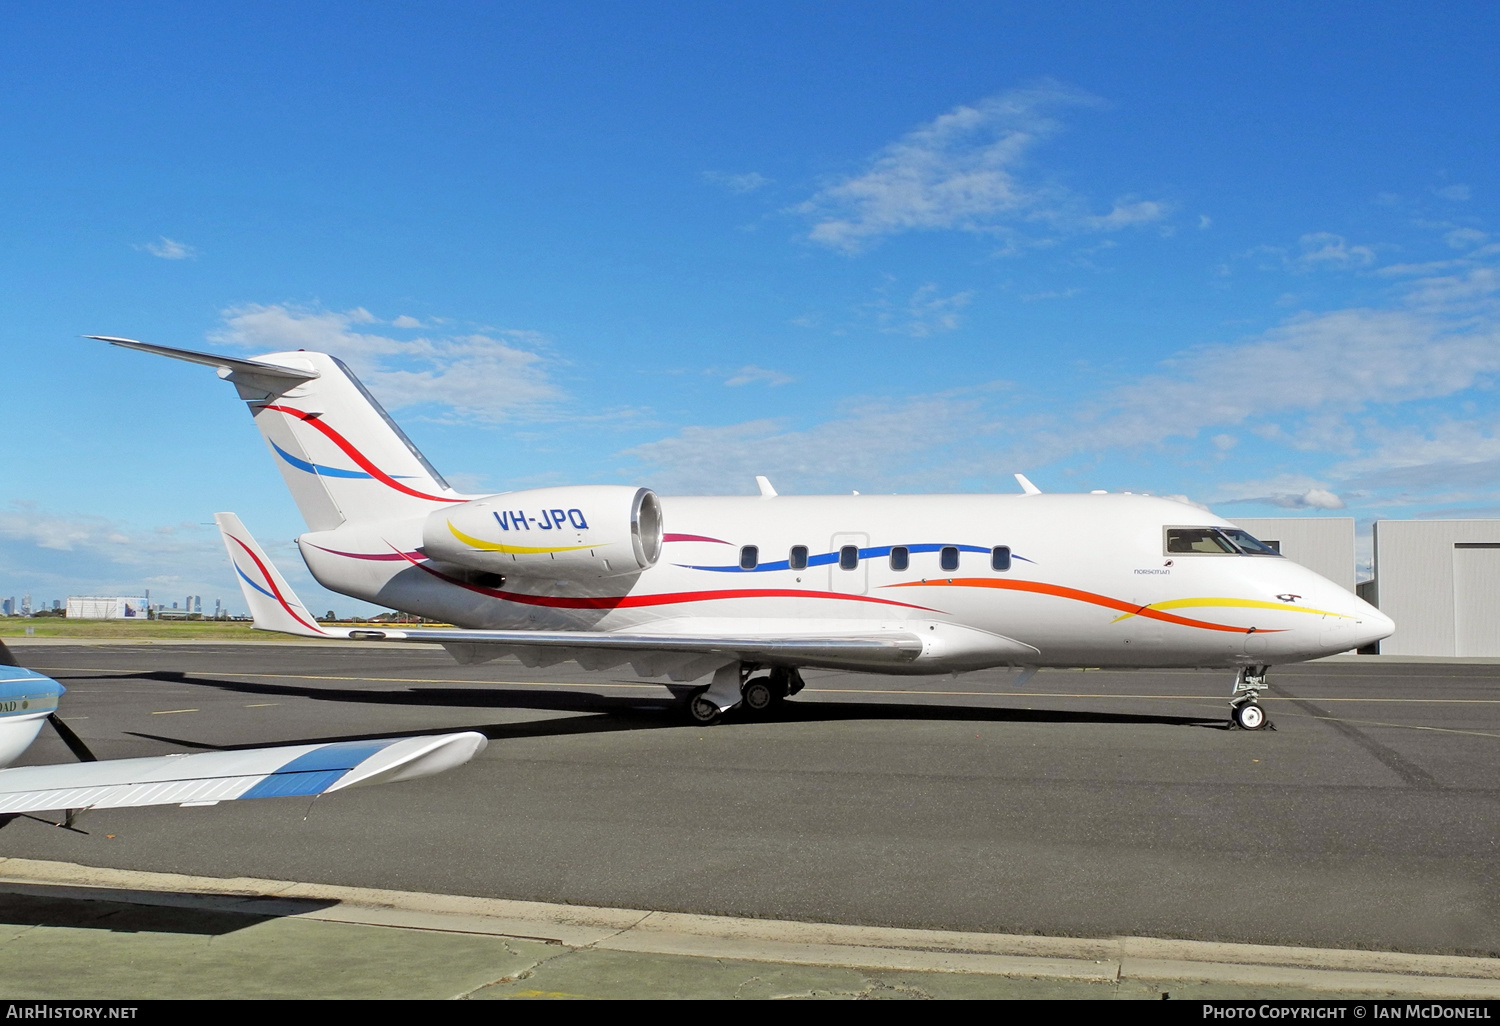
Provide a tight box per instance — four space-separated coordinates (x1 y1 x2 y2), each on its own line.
687 693 721 725
1234 702 1266 731
742 677 775 713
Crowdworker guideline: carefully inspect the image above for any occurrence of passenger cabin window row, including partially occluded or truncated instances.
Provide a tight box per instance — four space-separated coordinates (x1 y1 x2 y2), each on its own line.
736 544 1012 572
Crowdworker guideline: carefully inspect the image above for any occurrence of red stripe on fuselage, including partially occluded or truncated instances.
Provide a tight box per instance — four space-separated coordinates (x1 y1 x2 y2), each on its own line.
259 405 464 504
884 578 1282 634
372 546 937 611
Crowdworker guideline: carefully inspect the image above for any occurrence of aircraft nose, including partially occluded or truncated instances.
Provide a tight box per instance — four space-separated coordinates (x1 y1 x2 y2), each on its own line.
1350 606 1395 649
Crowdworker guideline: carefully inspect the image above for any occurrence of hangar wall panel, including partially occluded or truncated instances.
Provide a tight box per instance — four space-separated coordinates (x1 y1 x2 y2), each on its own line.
1227 517 1355 593
1453 546 1500 657
1374 521 1500 656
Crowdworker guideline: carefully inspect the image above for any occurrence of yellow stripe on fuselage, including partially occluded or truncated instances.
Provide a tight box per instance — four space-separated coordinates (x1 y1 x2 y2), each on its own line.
1109 597 1354 623
447 521 596 556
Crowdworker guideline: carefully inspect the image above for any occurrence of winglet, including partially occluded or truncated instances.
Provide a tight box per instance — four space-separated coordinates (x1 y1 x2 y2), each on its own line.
1014 473 1042 495
214 513 333 637
755 475 778 497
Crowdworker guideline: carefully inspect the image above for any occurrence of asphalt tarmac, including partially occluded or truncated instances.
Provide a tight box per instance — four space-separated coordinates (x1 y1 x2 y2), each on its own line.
4 642 1498 957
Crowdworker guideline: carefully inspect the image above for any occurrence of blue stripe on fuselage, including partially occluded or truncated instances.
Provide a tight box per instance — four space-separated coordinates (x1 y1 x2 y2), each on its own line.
678 543 1033 572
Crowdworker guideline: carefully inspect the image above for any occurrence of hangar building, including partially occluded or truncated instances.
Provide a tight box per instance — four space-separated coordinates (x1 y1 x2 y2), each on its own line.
1367 520 1500 658
1223 515 1500 657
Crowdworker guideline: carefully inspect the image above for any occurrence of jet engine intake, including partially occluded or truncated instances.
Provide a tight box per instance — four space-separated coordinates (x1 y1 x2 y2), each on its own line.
421 485 662 580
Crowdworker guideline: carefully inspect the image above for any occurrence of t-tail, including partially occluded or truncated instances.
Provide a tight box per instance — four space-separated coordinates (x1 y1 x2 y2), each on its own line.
95 337 467 530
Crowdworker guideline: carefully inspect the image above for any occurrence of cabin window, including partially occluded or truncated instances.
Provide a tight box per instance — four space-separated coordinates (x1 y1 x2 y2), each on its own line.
991 546 1011 572
839 545 859 570
940 546 959 571
890 546 909 571
789 545 808 570
740 545 759 570
1165 528 1238 554
1219 529 1283 556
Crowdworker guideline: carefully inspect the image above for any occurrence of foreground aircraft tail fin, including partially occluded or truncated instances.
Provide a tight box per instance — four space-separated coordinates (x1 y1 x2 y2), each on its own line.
98 336 466 530
215 513 333 638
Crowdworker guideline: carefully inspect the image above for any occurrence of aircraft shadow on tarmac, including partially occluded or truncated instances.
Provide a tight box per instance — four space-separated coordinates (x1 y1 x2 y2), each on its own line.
0 885 336 936
92 669 1231 753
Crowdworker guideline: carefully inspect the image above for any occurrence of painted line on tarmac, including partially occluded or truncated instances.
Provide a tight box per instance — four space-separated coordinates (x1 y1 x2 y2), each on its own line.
1267 708 1500 740
0 858 1495 997
34 667 1500 704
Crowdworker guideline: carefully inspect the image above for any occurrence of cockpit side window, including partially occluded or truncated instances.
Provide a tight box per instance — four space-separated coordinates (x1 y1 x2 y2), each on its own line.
1165 528 1239 554
1220 529 1283 556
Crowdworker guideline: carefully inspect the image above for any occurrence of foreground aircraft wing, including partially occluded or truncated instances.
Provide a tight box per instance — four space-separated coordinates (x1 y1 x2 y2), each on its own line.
0 731 487 816
215 513 956 678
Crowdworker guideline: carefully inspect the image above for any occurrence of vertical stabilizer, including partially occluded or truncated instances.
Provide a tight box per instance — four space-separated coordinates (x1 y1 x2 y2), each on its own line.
214 512 332 637
100 337 469 530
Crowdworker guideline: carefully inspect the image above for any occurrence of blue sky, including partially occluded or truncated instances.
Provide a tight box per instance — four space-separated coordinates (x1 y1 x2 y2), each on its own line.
3 2 1498 615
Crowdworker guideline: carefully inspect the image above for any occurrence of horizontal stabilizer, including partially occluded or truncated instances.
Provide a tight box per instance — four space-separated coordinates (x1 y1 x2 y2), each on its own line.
0 732 487 816
90 336 318 383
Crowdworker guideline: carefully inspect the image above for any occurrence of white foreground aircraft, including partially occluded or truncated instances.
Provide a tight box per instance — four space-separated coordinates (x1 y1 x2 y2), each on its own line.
0 641 486 825
99 336 1394 730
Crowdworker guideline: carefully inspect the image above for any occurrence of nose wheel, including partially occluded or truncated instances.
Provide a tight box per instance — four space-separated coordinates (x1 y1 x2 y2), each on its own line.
1230 665 1271 730
1232 701 1266 730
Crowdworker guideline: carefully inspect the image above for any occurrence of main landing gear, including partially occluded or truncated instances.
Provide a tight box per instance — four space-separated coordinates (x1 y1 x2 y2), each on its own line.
1230 665 1271 730
685 664 804 724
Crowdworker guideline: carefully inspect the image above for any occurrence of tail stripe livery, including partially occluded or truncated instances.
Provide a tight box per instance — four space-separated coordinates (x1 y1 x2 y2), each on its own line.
268 438 385 480
258 404 464 505
216 513 331 636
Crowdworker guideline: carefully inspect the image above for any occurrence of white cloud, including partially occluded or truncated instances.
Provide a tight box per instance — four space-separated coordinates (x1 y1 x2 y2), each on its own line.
211 304 564 423
868 283 974 336
1019 287 1081 302
724 365 794 387
138 237 196 260
1211 478 1346 510
797 83 1164 253
0 501 370 616
1444 228 1488 250
622 243 1500 499
623 387 1007 494
1436 184 1472 201
1288 232 1375 271
392 314 423 328
0 502 132 553
704 171 771 194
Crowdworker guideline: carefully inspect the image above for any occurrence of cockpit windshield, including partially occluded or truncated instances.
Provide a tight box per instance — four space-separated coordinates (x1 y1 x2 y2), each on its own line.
1165 527 1284 556
1219 529 1283 556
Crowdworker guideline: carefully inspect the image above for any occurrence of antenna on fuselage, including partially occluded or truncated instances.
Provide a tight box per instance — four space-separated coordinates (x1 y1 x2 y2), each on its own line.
1014 474 1042 495
755 476 777 497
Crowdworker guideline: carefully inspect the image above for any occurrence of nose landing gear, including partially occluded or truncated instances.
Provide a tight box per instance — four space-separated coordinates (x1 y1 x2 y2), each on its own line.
1230 665 1271 730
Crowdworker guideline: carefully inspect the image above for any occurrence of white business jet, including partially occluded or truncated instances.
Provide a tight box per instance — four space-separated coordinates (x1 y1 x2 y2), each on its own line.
96 337 1393 731
0 640 485 826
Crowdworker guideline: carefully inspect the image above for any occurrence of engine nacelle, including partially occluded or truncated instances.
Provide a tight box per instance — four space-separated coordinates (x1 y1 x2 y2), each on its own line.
421 485 663 580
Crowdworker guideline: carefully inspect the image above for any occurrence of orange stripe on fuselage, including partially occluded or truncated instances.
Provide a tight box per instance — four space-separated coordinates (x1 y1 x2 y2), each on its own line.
882 578 1281 634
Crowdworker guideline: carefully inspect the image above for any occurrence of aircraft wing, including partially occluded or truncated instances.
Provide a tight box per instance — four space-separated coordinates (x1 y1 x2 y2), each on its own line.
214 512 958 679
0 731 487 816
